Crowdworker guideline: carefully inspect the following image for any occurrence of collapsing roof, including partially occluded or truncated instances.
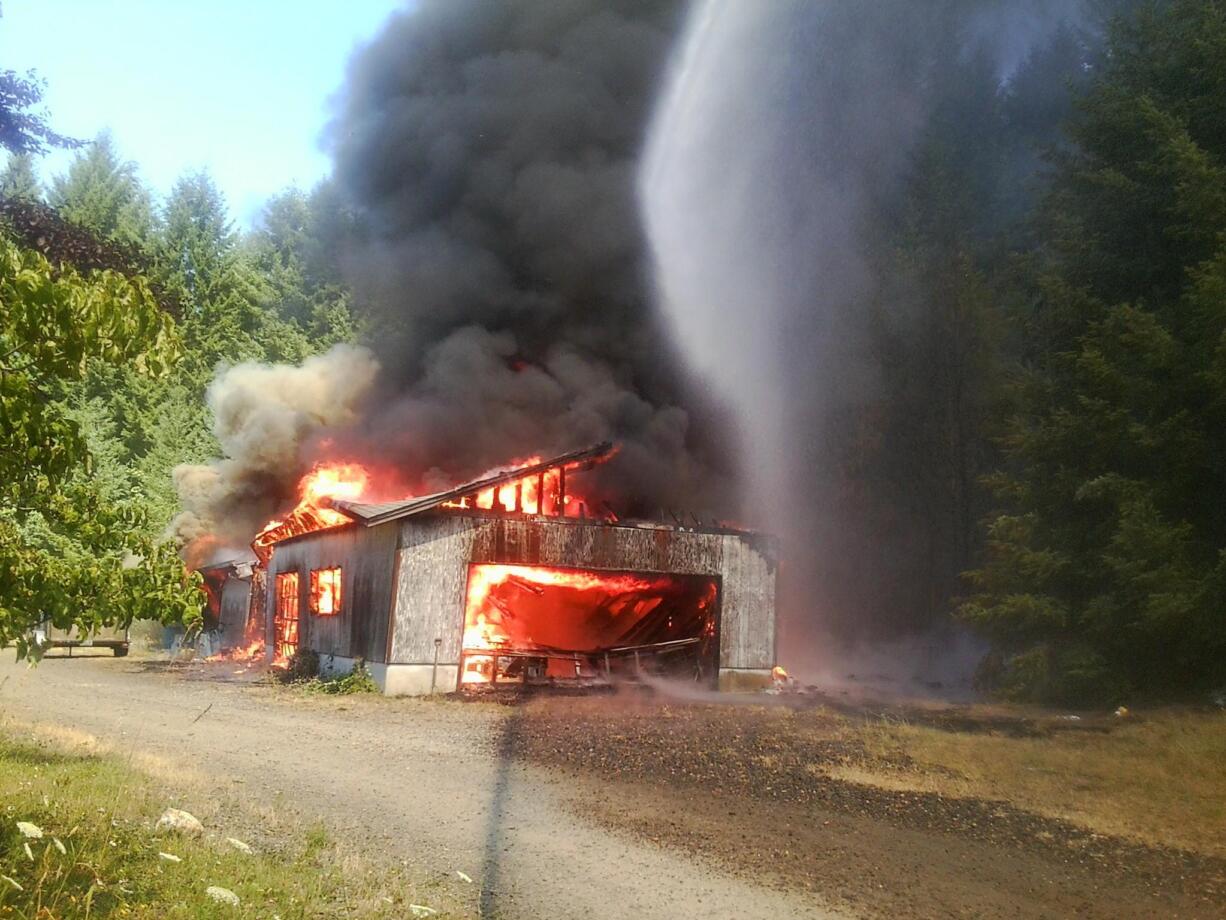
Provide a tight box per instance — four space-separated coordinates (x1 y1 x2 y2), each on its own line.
330 441 616 527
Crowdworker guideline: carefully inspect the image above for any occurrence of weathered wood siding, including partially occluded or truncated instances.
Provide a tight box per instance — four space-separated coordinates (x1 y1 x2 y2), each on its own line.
264 523 398 662
387 516 484 665
388 514 776 672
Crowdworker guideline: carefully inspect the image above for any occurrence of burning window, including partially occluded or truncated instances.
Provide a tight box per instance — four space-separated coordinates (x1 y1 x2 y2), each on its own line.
460 564 718 686
274 572 300 660
309 567 342 616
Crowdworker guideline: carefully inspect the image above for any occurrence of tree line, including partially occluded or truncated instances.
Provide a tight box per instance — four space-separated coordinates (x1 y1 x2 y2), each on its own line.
0 117 357 654
830 0 1226 702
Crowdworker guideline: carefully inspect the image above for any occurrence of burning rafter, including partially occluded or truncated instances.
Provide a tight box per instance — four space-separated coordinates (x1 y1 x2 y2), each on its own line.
332 441 616 527
251 442 617 563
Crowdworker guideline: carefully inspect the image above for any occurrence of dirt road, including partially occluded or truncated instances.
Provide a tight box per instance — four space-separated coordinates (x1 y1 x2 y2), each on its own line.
1 656 1220 919
0 656 841 919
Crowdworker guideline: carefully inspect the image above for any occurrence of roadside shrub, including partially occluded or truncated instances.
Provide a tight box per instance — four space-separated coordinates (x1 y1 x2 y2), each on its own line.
277 648 320 684
306 659 379 695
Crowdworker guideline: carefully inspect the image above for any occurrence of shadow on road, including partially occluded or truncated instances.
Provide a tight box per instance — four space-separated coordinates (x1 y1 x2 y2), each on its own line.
479 704 526 918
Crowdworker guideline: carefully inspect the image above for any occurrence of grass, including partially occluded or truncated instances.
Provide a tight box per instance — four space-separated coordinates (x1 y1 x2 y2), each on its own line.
0 728 463 918
835 707 1226 858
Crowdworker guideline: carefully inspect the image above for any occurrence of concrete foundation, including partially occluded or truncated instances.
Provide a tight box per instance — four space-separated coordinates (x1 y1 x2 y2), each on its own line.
717 668 774 692
320 654 769 696
318 654 359 678
378 662 460 696
317 655 457 696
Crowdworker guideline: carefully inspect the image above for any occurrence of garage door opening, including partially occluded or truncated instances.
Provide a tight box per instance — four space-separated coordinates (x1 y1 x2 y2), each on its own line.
460 564 719 688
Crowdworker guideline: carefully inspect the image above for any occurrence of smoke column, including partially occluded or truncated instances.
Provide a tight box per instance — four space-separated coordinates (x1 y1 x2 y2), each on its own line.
175 0 724 564
319 0 721 514
171 344 380 561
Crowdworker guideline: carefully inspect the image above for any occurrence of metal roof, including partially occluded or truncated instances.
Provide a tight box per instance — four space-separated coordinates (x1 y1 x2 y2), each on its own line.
331 441 615 528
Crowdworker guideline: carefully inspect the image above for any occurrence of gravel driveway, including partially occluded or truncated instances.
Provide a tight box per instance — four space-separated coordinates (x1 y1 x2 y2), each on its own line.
0 655 843 920
4 655 1221 919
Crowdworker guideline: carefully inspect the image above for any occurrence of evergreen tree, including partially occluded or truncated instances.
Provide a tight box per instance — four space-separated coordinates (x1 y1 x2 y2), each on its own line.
48 131 155 248
159 170 236 304
961 0 1226 703
247 181 358 341
0 151 41 200
155 170 299 363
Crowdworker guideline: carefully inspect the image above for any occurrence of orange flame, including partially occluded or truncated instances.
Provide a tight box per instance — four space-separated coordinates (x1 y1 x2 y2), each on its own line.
459 564 717 685
251 450 610 562
442 456 589 516
252 463 372 562
462 565 663 653
310 567 342 616
302 463 368 506
205 640 265 666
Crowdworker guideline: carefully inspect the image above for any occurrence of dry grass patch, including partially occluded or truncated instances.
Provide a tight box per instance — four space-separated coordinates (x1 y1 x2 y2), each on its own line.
0 725 471 918
839 709 1226 857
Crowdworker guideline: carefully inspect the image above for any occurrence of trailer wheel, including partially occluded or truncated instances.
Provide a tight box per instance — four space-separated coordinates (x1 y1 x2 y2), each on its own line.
113 646 129 658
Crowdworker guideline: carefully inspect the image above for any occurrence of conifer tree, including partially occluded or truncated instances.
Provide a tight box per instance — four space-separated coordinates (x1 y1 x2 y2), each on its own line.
0 151 41 200
48 131 155 248
961 0 1226 703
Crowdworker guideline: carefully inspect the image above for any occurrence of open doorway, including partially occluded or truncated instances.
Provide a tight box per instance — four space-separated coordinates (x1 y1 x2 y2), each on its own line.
459 564 719 688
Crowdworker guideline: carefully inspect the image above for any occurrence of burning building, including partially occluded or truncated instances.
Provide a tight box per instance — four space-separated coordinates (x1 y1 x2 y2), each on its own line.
246 442 777 695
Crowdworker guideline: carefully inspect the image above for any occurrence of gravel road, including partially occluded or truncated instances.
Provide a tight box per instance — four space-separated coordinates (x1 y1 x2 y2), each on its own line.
0 655 843 920
2 655 1220 919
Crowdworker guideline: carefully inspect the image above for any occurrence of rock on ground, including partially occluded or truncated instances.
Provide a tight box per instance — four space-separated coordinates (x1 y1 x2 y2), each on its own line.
155 808 203 835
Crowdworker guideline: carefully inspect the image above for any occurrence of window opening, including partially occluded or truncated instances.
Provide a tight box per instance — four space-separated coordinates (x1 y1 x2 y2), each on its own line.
310 567 342 616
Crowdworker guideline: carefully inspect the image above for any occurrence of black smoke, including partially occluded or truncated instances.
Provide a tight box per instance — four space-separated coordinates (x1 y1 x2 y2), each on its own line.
318 0 726 513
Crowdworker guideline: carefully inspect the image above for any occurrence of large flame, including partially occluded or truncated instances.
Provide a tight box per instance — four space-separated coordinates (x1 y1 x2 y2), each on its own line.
462 564 662 652
460 563 718 685
302 463 368 506
252 463 372 562
251 452 606 564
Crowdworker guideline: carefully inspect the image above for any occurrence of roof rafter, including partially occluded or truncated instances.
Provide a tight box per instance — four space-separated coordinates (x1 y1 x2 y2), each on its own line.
331 441 615 527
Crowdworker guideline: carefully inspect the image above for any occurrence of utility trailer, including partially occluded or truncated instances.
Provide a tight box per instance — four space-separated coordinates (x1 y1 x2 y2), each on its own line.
32 621 130 657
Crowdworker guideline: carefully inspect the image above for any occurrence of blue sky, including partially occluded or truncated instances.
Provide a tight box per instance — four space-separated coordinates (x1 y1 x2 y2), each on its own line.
0 1 405 227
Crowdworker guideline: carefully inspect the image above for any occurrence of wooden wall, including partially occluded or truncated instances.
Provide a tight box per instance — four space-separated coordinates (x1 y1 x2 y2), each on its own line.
387 514 777 672
387 516 480 665
265 523 398 663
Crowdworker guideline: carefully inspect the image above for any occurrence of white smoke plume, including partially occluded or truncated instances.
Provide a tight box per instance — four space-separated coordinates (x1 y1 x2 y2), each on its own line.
170 344 379 560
